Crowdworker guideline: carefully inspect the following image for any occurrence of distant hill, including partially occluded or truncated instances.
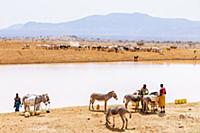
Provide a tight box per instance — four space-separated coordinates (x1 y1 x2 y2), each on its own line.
1 13 200 41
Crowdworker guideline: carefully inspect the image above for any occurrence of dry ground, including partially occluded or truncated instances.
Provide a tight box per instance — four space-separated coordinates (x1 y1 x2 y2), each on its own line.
0 40 200 64
0 103 200 133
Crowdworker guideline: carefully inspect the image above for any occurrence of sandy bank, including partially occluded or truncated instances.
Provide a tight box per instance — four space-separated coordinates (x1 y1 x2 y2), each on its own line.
0 103 200 133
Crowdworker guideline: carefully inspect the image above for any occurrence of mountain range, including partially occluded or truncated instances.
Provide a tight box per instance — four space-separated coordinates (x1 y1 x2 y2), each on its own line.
1 13 200 41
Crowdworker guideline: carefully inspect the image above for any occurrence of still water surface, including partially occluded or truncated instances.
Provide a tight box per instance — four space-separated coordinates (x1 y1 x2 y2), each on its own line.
0 62 199 113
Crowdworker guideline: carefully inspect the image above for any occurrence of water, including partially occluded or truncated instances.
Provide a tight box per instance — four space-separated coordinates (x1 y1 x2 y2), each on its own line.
0 62 199 113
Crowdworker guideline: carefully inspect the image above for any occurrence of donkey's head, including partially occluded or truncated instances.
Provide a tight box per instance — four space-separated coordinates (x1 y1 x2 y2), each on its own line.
42 94 50 106
109 91 118 100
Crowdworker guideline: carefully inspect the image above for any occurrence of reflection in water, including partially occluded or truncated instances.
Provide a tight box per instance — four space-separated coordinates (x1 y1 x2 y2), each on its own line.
0 62 199 113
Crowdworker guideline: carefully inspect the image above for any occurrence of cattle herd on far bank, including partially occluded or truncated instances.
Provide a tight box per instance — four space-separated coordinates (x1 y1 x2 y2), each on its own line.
22 41 164 54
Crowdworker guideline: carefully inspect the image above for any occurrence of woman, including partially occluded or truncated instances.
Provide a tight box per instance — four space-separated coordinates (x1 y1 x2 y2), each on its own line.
14 93 21 112
159 84 166 113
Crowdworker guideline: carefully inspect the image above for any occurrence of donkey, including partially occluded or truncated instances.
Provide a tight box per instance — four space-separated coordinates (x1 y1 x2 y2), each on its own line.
123 94 141 111
106 106 132 130
142 92 159 113
22 94 50 112
89 91 118 112
123 90 142 111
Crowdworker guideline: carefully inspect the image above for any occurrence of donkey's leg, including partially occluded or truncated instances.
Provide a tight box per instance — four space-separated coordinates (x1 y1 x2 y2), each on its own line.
24 105 26 112
91 100 95 110
125 101 129 109
36 104 40 111
146 103 148 113
34 105 36 112
120 114 125 129
106 115 111 125
150 103 153 112
104 101 107 112
125 117 128 129
25 106 28 112
28 106 30 112
35 104 37 111
112 116 115 128
89 99 91 110
135 101 139 112
142 101 146 112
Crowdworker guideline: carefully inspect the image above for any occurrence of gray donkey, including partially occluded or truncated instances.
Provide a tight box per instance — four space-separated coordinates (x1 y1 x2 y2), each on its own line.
123 94 141 111
89 91 118 111
123 90 142 111
106 106 132 129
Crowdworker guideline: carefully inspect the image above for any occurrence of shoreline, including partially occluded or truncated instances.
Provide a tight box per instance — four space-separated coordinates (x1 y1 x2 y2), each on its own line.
0 102 200 115
0 59 200 66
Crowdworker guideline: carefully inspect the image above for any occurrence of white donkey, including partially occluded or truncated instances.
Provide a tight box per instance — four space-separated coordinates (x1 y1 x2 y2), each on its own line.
22 94 50 112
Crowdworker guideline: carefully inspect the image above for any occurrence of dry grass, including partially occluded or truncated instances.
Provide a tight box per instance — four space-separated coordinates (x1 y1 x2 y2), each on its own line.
0 40 200 64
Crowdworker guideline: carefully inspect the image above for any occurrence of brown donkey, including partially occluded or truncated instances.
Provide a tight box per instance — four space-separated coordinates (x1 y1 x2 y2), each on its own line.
89 91 118 111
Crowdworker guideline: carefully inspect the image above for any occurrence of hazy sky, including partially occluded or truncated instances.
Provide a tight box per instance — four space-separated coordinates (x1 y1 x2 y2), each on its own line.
0 0 200 29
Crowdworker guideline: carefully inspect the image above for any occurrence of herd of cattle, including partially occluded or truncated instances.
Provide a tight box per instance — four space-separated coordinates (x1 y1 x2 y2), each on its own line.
22 42 163 54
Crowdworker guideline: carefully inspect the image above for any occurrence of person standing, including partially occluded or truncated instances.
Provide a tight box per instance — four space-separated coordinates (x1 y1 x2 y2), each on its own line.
14 93 21 112
159 84 166 113
140 84 149 111
141 84 149 96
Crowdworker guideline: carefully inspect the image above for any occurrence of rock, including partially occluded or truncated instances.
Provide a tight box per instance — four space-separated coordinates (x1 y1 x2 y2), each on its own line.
30 111 35 116
99 120 102 123
179 114 186 119
188 108 192 111
35 111 41 115
24 112 30 118
179 126 184 128
87 118 90 120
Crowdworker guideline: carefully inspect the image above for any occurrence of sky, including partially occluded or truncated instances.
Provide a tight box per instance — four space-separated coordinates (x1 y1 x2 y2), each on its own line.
0 0 200 29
